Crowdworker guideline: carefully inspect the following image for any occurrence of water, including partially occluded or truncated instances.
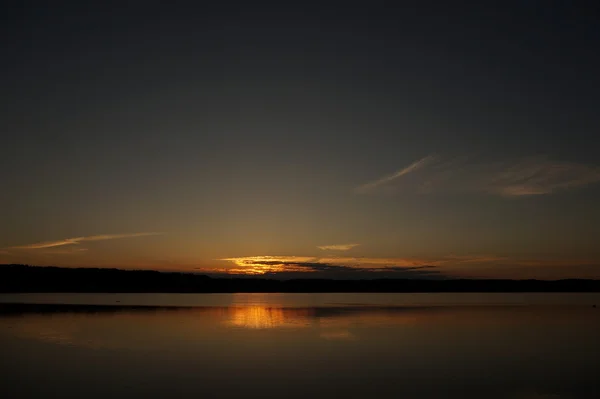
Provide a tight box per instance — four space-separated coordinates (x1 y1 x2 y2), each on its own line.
1 293 599 399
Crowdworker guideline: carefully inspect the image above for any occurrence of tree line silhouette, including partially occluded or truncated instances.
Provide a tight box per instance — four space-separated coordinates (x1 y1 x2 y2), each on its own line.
1 264 599 293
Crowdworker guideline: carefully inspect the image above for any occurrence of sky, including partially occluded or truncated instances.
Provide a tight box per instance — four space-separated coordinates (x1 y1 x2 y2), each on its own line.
1 1 600 279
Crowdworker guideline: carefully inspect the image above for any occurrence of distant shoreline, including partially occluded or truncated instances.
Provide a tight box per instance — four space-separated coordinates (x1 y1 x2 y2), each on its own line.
1 264 600 293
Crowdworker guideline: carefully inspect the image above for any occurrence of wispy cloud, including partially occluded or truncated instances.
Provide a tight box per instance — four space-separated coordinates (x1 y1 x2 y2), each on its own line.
216 254 600 279
443 255 507 263
485 157 600 197
355 155 436 193
79 233 163 242
317 243 360 251
356 155 600 197
11 237 84 249
218 255 472 277
4 232 163 250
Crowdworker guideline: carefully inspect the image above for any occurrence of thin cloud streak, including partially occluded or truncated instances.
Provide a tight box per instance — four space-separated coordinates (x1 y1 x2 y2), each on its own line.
486 158 600 197
317 243 360 251
222 255 503 268
355 155 435 193
359 155 600 197
316 257 443 267
218 254 504 276
81 233 163 242
217 254 600 279
217 261 440 277
11 237 84 249
443 255 507 263
219 255 434 275
5 232 163 250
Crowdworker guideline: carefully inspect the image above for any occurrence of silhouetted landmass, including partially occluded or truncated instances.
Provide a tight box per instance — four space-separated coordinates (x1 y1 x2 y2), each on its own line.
1 264 599 293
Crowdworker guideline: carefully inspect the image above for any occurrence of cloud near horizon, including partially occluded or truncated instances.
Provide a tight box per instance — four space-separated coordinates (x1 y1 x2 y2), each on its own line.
215 254 600 279
355 155 600 197
317 243 360 251
217 254 508 277
4 232 163 250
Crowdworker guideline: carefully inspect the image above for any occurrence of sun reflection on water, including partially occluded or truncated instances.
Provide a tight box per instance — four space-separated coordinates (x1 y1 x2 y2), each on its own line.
226 306 313 329
2 303 582 351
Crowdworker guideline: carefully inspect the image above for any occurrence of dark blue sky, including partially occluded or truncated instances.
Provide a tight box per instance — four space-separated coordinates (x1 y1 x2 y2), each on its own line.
2 1 600 278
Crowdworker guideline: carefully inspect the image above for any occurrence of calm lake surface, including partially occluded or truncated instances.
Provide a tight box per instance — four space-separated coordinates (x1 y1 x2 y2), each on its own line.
1 293 599 398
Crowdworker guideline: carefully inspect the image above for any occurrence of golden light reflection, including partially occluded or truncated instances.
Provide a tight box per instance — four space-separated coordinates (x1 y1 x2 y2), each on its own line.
226 306 313 329
3 304 590 351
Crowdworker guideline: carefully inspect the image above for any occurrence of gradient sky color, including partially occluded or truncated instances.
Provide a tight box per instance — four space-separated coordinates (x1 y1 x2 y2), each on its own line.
2 2 600 279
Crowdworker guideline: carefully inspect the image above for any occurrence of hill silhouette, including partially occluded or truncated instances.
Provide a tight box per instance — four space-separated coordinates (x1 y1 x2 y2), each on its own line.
1 264 599 293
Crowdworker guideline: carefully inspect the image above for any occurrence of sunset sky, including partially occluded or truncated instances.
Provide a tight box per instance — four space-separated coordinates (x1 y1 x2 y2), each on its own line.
2 2 599 279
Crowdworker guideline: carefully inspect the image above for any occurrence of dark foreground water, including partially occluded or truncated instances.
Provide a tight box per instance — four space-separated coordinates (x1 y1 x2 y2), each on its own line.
1 293 599 399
